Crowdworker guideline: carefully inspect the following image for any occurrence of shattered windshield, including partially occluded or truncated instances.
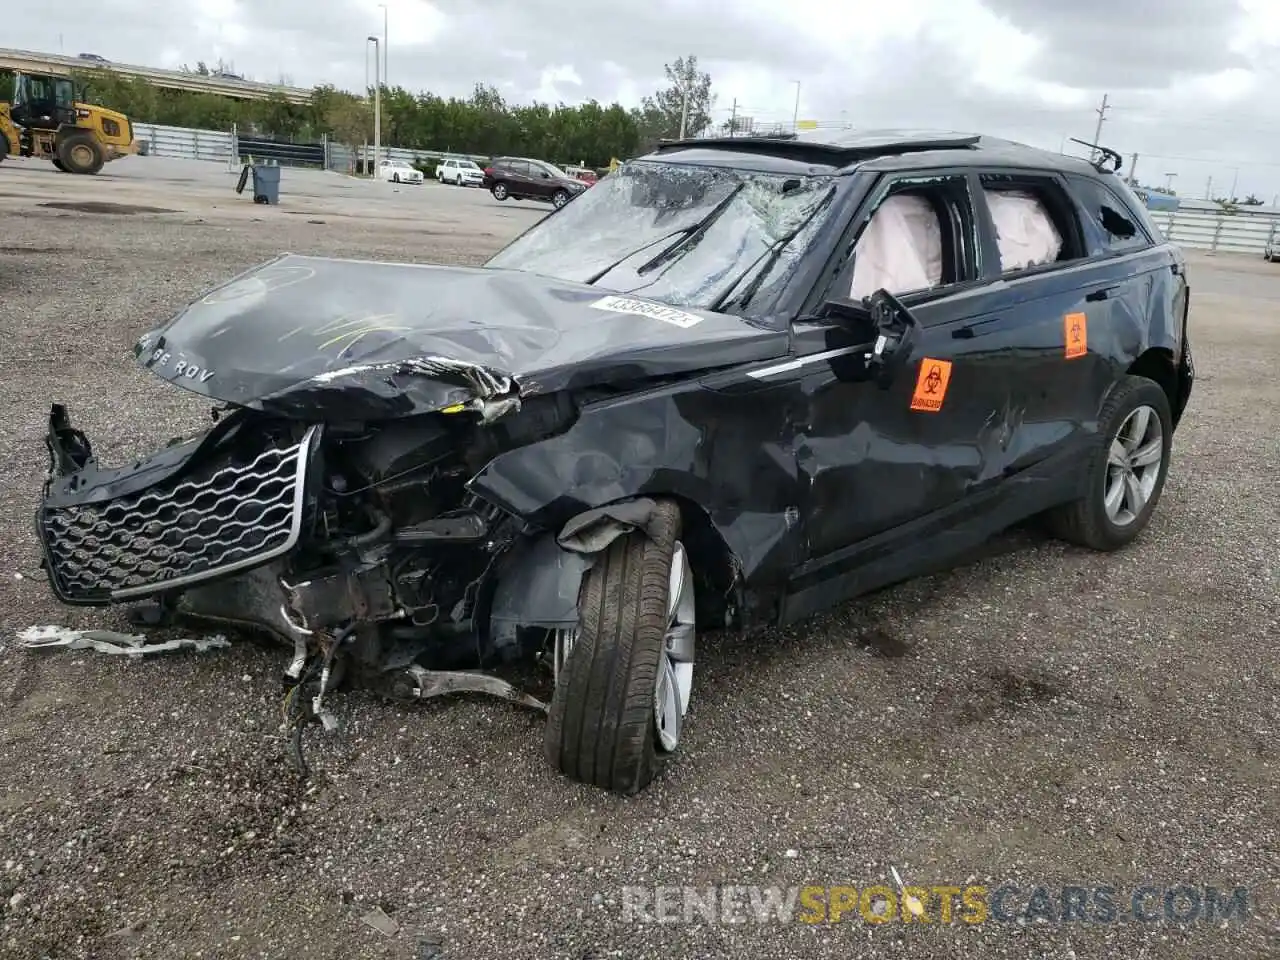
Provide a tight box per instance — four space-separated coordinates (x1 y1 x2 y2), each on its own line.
484 160 836 318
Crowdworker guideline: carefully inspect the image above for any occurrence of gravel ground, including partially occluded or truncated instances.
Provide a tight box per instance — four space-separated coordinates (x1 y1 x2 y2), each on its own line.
0 158 1276 960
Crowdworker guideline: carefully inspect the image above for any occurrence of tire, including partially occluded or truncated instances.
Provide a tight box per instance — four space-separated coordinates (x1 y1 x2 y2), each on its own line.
57 132 104 175
553 189 571 209
492 181 508 201
1046 375 1173 551
0 135 7 163
544 499 696 795
51 158 67 172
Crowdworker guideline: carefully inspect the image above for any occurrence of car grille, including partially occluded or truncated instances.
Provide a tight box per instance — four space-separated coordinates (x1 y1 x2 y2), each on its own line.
41 427 317 602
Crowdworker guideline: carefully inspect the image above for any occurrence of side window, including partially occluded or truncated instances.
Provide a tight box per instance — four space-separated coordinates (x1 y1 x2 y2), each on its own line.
842 176 975 302
508 160 531 177
1067 176 1151 254
977 173 1085 275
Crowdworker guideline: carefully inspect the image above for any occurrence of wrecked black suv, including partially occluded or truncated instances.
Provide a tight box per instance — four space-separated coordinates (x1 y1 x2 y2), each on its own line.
37 130 1193 795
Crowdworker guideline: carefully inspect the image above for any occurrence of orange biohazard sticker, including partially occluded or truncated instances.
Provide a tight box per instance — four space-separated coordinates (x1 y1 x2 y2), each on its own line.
910 358 953 412
1064 312 1088 359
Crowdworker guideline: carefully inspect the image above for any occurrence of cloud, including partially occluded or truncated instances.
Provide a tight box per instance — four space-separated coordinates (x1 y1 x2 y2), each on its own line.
7 0 1280 197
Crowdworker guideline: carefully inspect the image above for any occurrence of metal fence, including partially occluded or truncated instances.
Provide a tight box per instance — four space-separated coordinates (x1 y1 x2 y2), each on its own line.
132 122 234 163
236 135 325 168
1150 206 1280 256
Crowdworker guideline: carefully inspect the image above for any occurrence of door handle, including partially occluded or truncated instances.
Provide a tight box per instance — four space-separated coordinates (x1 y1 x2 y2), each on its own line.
1085 286 1117 302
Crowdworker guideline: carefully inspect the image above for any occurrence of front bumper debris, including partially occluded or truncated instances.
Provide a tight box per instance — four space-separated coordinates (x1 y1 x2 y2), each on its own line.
17 625 230 657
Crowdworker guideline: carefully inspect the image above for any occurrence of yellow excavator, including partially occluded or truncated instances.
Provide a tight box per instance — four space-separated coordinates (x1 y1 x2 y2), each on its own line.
0 71 137 174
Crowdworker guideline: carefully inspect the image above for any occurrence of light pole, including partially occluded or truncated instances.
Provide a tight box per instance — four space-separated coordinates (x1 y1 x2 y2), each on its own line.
364 42 371 174
791 80 801 132
368 35 380 170
379 4 388 91
1163 172 1176 193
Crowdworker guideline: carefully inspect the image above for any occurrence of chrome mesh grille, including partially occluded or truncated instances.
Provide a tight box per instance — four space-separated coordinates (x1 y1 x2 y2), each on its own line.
42 427 316 601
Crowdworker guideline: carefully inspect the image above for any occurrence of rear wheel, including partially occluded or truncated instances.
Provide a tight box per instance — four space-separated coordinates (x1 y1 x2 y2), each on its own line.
553 189 571 209
1046 375 1172 551
491 181 508 201
544 500 696 795
56 132 104 175
51 158 67 172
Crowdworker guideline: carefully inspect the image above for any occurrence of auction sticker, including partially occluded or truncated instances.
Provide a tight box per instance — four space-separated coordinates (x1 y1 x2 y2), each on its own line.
910 357 953 412
590 295 704 329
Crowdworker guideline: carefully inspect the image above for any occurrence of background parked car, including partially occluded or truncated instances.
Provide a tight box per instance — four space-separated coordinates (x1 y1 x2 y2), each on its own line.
562 164 599 185
436 157 485 186
482 157 589 209
378 159 424 184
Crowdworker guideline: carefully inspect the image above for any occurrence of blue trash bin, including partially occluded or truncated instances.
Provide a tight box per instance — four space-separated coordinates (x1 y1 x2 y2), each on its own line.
250 164 281 205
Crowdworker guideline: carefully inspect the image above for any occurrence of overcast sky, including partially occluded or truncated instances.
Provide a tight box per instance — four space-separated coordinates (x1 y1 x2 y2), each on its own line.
10 0 1280 199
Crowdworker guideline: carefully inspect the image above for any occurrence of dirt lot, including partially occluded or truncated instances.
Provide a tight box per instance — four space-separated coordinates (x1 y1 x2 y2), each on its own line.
0 155 1276 960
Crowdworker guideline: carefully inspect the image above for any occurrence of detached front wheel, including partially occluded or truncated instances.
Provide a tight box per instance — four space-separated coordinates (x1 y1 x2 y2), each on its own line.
544 500 696 795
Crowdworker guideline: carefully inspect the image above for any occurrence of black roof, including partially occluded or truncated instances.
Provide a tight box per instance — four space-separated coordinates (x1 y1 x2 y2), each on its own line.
648 128 1110 178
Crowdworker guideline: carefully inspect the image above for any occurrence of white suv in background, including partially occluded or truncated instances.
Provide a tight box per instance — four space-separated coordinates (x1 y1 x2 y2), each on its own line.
435 158 485 186
378 159 424 184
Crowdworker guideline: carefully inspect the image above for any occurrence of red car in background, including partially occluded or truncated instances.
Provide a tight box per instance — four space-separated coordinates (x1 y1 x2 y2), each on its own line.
562 164 599 185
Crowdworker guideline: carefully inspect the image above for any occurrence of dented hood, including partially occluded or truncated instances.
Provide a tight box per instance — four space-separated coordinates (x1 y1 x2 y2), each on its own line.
133 253 789 419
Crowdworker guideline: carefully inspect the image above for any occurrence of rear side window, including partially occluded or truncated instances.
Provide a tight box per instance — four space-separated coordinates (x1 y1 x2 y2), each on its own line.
976 173 1086 276
1067 176 1151 254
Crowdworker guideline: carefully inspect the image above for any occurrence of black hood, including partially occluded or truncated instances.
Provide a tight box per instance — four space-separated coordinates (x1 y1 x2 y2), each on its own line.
133 253 790 420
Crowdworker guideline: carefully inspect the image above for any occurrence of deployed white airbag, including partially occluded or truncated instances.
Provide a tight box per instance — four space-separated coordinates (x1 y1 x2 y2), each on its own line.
850 193 943 300
984 188 1063 271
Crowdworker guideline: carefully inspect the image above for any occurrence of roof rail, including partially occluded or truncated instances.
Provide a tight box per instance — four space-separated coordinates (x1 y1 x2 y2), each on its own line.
1068 137 1124 174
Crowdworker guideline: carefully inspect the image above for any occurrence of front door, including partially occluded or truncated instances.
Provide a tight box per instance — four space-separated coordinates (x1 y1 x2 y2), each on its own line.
794 172 1022 557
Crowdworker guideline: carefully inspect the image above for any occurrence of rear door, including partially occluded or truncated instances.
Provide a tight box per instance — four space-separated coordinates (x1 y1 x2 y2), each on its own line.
966 168 1165 473
502 159 531 194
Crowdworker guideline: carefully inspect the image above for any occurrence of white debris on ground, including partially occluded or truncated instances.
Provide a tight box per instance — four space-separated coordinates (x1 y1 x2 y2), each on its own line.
15 625 231 657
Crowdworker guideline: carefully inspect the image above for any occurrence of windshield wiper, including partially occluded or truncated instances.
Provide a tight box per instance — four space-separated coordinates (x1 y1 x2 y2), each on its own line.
709 184 836 313
634 183 746 276
581 226 701 286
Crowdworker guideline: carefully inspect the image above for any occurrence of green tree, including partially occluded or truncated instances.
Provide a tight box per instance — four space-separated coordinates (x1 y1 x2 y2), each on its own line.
634 55 715 148
34 67 656 167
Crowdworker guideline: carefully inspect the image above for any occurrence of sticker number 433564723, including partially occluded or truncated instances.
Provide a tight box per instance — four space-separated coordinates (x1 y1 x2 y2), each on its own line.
589 295 704 329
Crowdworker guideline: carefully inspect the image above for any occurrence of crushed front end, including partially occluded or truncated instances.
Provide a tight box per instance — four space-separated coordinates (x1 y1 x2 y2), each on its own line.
35 394 576 717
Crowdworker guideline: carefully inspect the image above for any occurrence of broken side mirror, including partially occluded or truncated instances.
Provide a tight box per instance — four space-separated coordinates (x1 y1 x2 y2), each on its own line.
864 289 920 389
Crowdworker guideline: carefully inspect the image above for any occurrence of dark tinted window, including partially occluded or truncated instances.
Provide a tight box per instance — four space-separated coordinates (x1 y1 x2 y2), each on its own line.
1069 176 1151 253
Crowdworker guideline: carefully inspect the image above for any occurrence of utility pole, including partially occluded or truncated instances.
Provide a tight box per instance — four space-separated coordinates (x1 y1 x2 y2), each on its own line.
1127 152 1138 186
1163 172 1176 192
1229 167 1239 203
1089 92 1110 161
792 80 801 132
677 61 692 140
1204 176 1212 200
729 98 737 137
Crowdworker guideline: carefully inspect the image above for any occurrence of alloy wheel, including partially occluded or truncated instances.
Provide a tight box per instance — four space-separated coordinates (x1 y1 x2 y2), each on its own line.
1104 404 1164 526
